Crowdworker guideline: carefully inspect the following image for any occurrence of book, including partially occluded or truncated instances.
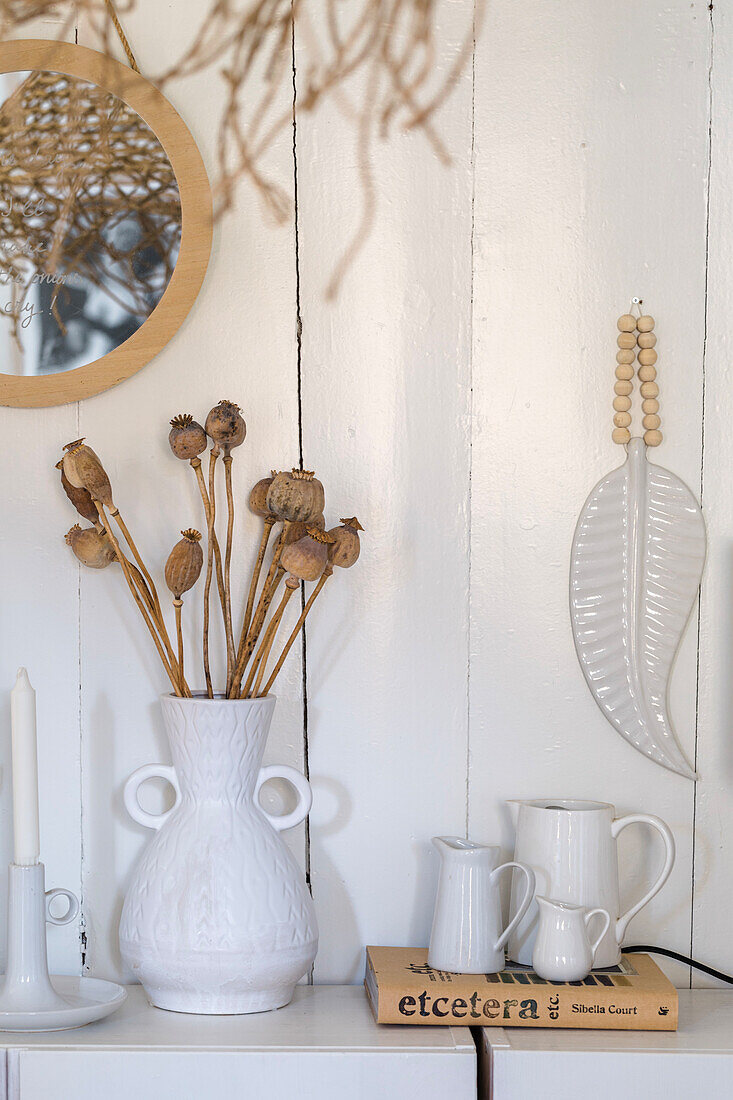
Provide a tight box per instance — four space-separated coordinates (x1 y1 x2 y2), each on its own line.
365 946 678 1030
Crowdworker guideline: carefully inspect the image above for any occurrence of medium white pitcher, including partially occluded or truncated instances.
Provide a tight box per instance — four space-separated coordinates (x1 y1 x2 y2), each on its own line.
507 799 675 968
428 837 535 974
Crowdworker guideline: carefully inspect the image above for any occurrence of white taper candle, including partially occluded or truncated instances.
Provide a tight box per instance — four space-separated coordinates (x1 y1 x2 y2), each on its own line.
10 668 39 866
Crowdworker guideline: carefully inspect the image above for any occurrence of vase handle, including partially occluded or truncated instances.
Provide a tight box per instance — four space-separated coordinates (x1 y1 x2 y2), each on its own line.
255 765 312 831
123 764 181 830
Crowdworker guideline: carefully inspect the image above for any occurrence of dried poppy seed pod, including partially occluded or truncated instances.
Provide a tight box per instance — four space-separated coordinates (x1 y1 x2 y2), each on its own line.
62 439 113 508
282 512 326 545
169 414 207 461
249 476 275 518
56 458 99 526
266 469 325 523
281 526 335 582
165 529 204 599
205 400 246 454
65 524 116 569
328 516 363 569
282 520 308 545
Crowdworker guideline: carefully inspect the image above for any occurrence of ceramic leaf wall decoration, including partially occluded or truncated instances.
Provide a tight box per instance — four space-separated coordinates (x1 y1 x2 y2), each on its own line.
570 308 706 780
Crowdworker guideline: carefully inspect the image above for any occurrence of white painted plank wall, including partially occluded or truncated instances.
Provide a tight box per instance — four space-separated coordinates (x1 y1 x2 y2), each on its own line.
694 0 733 986
0 11 81 975
295 2 474 982
74 4 304 981
469 0 710 989
0 0 727 989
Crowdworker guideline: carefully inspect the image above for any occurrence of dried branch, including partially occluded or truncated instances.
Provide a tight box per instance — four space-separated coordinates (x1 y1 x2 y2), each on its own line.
1 0 481 295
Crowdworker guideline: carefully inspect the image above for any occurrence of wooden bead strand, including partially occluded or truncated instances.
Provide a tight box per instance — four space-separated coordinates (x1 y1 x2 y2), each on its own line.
613 313 637 444
612 303 662 448
636 313 662 446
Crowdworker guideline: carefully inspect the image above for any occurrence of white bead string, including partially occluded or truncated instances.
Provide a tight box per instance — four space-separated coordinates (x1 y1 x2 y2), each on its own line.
613 301 662 447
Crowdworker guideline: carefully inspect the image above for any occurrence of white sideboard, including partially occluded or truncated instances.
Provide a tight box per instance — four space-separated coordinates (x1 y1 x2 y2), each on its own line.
0 985 476 1100
479 990 733 1099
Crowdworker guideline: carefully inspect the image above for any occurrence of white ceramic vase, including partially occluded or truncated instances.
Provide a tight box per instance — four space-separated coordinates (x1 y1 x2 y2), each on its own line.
119 694 318 1015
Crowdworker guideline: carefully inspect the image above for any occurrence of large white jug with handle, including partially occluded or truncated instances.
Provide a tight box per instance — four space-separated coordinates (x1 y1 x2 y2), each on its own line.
507 799 675 968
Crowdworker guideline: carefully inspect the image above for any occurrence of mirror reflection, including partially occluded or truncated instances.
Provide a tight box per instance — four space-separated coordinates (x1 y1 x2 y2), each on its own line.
0 69 181 377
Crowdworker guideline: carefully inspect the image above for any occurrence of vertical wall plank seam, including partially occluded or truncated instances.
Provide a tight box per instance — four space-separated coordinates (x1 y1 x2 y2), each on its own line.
76 395 86 973
290 7 313 983
465 3 478 838
74 1 84 972
291 15 304 472
689 0 716 990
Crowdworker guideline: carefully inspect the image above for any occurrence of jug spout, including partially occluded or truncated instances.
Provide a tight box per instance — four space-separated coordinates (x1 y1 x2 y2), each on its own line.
507 799 526 826
535 895 568 915
536 896 582 916
432 836 492 861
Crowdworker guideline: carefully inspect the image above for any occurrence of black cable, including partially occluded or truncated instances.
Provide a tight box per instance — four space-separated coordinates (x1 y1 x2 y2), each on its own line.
625 945 733 986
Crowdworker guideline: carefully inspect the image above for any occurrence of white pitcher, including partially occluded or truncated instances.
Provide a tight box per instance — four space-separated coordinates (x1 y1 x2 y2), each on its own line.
428 837 535 974
507 800 675 968
532 896 611 983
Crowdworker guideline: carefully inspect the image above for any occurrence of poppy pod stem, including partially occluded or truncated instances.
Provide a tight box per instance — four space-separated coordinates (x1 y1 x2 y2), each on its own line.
261 567 332 697
243 577 299 699
202 446 220 698
110 507 183 692
190 457 229 636
253 525 289 627
128 561 157 620
230 523 289 696
238 516 275 669
223 454 236 693
230 561 286 697
95 501 184 697
110 510 159 612
174 598 184 690
251 576 299 691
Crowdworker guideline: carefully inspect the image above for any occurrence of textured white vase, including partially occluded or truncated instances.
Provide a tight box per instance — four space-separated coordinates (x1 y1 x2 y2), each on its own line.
119 694 318 1015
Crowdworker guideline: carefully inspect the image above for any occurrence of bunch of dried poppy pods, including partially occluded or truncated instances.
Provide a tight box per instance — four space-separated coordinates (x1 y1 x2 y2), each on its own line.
57 401 363 699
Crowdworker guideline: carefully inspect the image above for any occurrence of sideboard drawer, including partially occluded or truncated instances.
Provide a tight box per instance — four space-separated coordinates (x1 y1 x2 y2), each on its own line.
12 1048 476 1100
4 986 476 1100
478 990 733 1100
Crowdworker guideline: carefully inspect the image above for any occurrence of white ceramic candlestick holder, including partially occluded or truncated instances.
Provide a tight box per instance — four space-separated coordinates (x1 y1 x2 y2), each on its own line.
1 863 76 1013
0 862 126 1031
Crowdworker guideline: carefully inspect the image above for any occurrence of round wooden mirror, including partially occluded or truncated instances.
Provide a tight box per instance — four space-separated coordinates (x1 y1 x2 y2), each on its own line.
0 40 212 407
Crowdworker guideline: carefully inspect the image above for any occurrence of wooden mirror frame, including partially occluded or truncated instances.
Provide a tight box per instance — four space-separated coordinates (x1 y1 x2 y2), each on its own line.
0 40 213 408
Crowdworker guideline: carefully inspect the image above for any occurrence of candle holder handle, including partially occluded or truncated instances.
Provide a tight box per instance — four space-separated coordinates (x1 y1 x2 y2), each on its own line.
45 886 79 927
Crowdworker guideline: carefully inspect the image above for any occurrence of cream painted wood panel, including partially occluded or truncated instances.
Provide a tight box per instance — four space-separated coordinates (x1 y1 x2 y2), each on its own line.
0 0 724 993
469 0 710 987
75 8 303 981
0 13 82 976
294 5 474 980
692 0 733 988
